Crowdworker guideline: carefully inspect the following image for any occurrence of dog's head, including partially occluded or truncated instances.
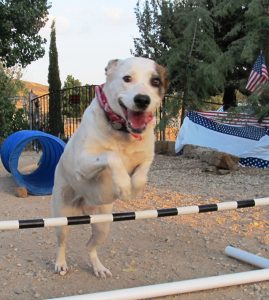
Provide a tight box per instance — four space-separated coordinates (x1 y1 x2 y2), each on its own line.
103 57 169 134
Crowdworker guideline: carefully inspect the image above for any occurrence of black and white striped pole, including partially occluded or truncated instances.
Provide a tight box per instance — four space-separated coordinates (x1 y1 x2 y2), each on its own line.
1 197 269 231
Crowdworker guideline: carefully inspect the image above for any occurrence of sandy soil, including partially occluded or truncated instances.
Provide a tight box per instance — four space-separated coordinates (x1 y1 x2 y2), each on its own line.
0 152 269 300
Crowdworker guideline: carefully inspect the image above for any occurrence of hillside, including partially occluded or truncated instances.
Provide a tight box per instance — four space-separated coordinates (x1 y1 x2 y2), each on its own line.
15 81 48 109
22 80 48 97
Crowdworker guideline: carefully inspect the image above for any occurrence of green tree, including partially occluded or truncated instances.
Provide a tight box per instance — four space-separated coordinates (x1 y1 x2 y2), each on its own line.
63 75 81 89
209 1 267 110
48 19 63 137
62 75 82 117
239 1 269 119
133 0 223 124
0 0 50 67
133 0 269 119
0 63 28 142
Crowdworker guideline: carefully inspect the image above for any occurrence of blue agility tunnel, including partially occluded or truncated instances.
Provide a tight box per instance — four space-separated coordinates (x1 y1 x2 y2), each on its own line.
1 130 66 195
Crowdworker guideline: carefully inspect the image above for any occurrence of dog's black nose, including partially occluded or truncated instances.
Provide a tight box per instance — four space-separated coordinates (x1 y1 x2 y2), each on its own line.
134 94 150 110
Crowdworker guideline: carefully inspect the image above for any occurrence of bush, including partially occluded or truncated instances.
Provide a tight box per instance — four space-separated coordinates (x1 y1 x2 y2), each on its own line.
0 63 27 143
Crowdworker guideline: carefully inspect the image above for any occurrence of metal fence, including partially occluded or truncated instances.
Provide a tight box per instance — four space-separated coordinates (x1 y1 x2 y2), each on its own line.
30 86 178 141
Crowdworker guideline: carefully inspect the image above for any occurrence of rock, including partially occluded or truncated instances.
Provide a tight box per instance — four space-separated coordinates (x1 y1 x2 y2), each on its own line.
182 145 239 170
204 151 239 170
15 187 28 198
217 169 231 175
14 288 22 295
202 165 217 173
155 141 175 155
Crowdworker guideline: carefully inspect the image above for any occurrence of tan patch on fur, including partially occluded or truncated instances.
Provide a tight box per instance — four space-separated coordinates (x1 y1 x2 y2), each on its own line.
155 63 169 96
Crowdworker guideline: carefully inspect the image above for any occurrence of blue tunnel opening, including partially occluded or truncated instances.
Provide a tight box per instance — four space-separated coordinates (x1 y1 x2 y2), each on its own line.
1 130 66 195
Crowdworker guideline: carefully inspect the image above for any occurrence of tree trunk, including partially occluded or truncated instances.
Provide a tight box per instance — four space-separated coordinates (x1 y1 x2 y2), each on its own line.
180 65 190 126
180 101 186 126
264 31 269 71
263 2 269 66
222 85 237 111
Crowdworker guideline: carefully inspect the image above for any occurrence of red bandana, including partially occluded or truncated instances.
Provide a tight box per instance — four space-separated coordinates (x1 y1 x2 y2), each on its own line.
95 85 142 140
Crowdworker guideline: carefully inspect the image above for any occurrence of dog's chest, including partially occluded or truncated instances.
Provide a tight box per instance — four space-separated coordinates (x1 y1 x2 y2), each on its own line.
117 145 146 174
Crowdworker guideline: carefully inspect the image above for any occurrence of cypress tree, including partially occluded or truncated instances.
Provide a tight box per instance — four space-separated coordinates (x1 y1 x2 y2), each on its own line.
48 19 63 137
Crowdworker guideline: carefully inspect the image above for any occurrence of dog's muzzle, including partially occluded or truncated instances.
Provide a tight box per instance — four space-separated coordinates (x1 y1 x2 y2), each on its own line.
119 95 153 134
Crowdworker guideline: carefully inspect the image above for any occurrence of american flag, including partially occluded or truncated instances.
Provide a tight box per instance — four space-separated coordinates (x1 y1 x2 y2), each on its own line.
246 53 269 92
198 111 269 128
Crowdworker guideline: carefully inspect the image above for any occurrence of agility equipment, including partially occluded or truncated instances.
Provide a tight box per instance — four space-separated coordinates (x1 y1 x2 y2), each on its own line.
47 245 269 299
225 245 269 269
1 196 268 299
48 268 269 300
0 197 268 231
0 130 65 195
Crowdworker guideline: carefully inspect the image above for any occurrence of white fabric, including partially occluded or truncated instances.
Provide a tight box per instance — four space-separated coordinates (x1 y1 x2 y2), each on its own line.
175 115 269 161
240 134 269 160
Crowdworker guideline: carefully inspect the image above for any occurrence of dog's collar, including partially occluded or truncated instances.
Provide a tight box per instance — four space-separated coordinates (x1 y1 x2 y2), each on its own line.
95 85 142 140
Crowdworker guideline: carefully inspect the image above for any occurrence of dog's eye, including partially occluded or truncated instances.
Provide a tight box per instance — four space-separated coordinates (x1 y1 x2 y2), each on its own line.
151 77 161 87
123 75 132 83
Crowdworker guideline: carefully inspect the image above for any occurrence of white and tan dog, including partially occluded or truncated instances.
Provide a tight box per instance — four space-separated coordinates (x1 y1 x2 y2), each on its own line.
52 57 169 278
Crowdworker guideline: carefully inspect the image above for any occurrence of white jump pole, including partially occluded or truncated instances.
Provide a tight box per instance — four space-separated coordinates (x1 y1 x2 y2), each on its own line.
225 246 269 269
47 269 269 300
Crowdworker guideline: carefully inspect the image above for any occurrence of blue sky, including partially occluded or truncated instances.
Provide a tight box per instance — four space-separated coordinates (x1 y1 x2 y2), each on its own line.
21 0 140 86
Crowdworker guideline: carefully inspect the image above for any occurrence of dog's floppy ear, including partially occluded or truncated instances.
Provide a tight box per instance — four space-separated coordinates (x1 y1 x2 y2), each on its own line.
155 63 170 94
105 59 119 77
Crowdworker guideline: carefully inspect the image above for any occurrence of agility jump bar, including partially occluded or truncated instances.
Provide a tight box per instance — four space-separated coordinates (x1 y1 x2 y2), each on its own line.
1 197 269 231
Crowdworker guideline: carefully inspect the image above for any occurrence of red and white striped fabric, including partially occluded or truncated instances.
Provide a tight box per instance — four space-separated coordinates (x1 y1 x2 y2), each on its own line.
246 53 269 93
198 111 269 128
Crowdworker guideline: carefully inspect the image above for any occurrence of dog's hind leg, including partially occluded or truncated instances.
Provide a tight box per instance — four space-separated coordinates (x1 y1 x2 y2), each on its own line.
52 179 77 275
87 203 113 278
54 223 69 275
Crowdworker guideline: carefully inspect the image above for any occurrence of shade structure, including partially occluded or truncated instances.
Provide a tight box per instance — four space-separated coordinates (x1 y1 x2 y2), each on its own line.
0 130 65 195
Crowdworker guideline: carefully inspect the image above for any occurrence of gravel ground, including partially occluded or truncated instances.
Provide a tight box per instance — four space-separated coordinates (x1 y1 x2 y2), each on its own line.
0 152 269 300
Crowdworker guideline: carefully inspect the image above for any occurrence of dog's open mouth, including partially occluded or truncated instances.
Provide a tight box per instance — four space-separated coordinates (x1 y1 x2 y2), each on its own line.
119 100 153 133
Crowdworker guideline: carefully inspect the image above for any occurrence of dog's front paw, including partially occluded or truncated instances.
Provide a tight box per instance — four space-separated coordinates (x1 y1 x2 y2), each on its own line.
116 186 132 201
131 174 147 197
113 175 131 200
107 152 132 200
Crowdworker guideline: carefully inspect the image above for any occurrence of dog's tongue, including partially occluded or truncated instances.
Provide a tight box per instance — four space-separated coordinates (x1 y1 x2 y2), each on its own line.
127 111 153 130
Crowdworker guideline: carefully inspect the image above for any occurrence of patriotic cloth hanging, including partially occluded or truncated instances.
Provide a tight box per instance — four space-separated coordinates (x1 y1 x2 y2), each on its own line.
175 111 269 169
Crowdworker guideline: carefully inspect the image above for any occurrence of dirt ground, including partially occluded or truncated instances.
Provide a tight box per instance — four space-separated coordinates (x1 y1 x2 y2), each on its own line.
0 152 269 300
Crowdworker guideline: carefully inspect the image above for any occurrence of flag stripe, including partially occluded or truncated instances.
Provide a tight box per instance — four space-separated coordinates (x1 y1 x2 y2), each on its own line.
246 72 259 91
198 111 269 128
246 53 269 92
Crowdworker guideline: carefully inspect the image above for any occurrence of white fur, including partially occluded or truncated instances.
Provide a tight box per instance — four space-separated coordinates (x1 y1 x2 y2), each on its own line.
51 57 167 278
